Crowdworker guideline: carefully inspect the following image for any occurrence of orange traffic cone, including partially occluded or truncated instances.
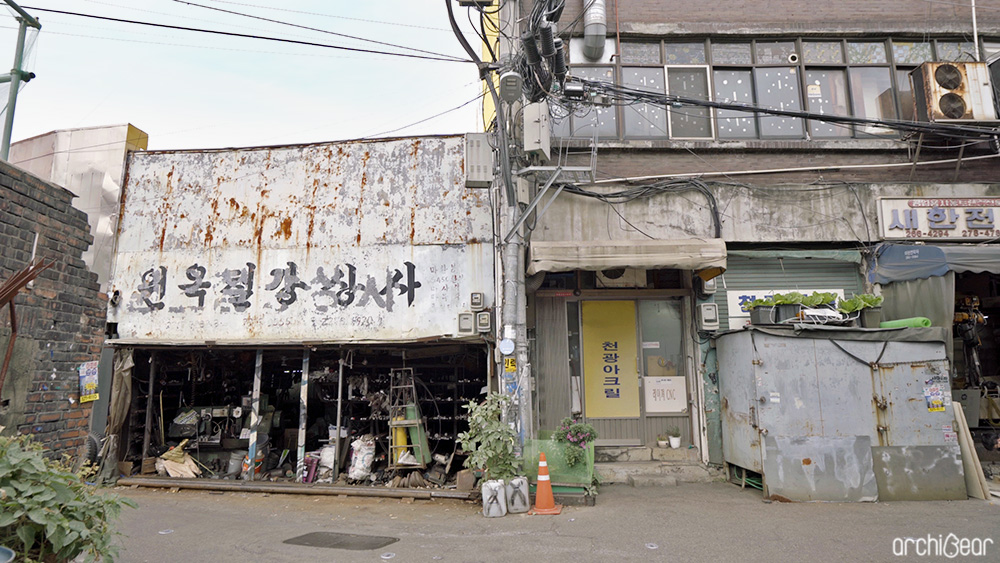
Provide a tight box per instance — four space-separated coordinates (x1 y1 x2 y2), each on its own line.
529 452 562 515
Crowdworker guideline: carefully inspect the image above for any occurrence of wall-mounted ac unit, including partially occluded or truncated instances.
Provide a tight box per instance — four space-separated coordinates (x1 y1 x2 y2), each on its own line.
596 268 647 288
910 62 998 122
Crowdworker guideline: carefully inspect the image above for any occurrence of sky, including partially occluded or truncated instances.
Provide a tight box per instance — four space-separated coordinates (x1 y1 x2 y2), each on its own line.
0 0 486 150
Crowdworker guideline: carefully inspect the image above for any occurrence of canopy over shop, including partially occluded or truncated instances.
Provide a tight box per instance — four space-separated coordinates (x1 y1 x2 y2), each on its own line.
100 135 496 491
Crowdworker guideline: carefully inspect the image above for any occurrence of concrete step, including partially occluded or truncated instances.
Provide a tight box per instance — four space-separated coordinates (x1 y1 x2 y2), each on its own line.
628 474 677 487
595 461 718 485
596 445 701 463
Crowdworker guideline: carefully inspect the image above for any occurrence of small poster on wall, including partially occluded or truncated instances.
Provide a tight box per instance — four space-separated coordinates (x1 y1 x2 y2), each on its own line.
78 361 99 403
644 376 687 414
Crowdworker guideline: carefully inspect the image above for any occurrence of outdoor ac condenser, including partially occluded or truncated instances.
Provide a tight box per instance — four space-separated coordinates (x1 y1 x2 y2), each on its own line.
596 268 647 288
910 62 998 122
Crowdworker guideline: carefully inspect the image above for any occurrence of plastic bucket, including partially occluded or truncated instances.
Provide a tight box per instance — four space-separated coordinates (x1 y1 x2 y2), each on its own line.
241 448 266 476
0 546 14 563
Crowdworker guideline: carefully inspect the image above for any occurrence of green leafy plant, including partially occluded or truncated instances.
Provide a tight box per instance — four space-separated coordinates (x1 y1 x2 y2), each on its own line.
746 297 774 310
457 393 519 482
553 417 598 467
0 435 136 563
837 293 883 314
801 292 838 307
772 292 805 305
858 294 884 308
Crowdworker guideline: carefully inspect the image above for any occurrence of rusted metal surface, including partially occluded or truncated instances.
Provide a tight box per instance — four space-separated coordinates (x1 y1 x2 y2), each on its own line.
717 328 960 501
108 136 494 345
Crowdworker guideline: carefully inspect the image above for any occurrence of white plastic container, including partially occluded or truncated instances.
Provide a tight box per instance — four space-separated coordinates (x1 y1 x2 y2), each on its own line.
481 479 508 517
506 476 530 514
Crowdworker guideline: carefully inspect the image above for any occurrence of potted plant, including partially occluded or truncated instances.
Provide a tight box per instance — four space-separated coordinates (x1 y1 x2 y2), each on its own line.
746 297 775 325
656 434 670 448
553 417 598 467
665 426 681 449
858 294 884 328
772 292 805 323
838 294 884 328
457 393 520 517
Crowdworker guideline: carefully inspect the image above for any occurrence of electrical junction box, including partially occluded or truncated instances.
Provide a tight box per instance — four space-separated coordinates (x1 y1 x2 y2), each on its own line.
522 101 551 161
476 311 492 333
470 292 485 311
696 303 720 331
499 71 523 103
464 133 494 188
701 277 717 295
458 312 475 335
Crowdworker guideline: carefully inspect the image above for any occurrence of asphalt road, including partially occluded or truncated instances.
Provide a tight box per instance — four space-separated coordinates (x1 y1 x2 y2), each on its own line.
112 482 999 562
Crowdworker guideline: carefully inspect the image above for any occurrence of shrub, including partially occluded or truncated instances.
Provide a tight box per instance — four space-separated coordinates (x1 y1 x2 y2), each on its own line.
457 393 520 482
0 435 135 562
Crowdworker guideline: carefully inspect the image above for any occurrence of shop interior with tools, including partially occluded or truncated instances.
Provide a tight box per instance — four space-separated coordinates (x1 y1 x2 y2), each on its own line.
116 343 489 489
951 271 1000 441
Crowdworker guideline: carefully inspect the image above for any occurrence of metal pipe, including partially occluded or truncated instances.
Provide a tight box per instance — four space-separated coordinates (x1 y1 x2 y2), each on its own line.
141 352 157 459
245 349 263 481
1 19 27 161
116 477 473 500
2 1 40 28
972 0 980 61
296 349 309 482
582 0 607 61
333 353 345 480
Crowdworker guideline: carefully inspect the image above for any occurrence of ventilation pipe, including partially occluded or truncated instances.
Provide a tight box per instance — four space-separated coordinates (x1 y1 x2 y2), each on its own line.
583 0 606 61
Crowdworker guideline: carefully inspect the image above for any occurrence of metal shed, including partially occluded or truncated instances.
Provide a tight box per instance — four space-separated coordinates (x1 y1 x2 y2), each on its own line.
717 325 965 502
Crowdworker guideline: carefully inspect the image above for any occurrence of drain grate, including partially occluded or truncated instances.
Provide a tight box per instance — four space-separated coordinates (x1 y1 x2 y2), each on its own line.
283 532 399 551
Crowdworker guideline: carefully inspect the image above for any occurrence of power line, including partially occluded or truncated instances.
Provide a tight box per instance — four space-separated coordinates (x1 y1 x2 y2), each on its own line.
361 93 485 139
20 6 475 63
169 0 461 61
198 0 451 31
577 79 1000 140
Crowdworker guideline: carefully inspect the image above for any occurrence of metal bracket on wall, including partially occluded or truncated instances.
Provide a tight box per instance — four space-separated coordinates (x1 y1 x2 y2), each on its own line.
504 167 565 243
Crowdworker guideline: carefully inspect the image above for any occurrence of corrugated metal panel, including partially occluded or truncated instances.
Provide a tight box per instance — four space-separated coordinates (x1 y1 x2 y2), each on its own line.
592 418 642 446
643 415 693 446
717 256 863 330
535 297 572 432
108 136 495 344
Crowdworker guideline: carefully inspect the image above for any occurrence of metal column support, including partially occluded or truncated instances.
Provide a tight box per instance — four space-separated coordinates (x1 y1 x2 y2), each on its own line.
333 353 345 480
244 349 263 481
141 352 157 460
1 18 28 160
295 349 309 482
503 167 564 243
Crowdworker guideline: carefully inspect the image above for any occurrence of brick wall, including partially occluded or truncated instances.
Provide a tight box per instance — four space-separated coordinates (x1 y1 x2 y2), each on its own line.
555 0 1000 36
0 159 105 459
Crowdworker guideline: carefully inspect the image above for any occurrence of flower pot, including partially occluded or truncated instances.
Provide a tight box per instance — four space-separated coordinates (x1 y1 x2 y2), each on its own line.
774 304 802 323
860 307 882 328
668 436 681 449
657 440 669 448
749 306 774 325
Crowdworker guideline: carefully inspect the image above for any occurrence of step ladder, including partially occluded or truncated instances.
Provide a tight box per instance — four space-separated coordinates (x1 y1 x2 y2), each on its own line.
388 368 427 469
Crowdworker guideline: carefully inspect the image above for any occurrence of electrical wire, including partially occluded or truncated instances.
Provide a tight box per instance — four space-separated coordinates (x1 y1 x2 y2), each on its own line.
573 78 1000 140
170 0 463 61
20 6 476 63
360 93 485 139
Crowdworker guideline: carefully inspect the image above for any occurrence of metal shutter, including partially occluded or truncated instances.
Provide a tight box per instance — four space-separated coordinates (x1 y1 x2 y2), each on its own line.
717 256 864 330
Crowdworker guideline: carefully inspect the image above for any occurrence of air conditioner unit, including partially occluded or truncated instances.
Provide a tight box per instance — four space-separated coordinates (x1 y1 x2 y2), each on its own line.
596 268 647 288
910 62 998 122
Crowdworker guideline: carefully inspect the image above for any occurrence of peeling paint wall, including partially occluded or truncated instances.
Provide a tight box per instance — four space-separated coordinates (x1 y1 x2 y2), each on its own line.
108 136 494 344
532 182 1000 243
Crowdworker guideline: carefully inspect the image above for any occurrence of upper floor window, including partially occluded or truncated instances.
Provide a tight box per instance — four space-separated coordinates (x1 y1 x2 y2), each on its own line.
556 37 984 142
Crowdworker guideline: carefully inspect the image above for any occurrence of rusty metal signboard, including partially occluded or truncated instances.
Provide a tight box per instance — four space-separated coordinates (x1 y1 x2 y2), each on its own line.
108 136 494 345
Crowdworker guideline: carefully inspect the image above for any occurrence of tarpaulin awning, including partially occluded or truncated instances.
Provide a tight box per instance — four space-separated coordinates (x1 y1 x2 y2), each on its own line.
728 249 862 264
527 238 727 277
869 243 1000 284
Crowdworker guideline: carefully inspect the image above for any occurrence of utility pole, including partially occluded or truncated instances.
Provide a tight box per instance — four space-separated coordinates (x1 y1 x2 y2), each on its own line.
0 0 40 160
